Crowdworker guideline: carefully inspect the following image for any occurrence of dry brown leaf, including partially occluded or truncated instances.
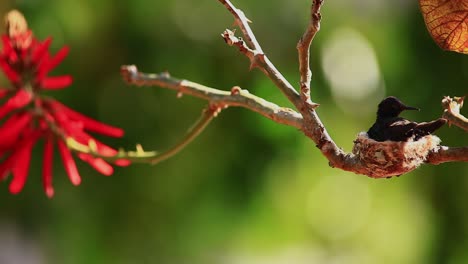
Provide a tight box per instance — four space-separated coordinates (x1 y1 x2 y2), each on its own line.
419 0 468 54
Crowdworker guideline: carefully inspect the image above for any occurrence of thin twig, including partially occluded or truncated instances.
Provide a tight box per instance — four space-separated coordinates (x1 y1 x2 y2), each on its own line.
66 105 219 164
220 0 345 166
218 0 262 53
121 65 303 129
297 0 323 106
148 105 218 165
442 96 468 131
218 0 314 111
66 137 158 163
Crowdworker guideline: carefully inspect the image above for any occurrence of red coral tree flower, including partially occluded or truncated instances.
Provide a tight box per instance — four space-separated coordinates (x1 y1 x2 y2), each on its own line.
0 10 129 197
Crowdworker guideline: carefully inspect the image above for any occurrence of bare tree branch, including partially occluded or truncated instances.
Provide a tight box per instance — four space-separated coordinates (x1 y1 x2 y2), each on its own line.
218 0 318 110
148 105 218 165
101 0 466 174
217 0 467 177
118 66 467 175
219 0 356 171
218 0 262 53
427 146 468 165
442 96 468 131
297 0 323 106
120 65 304 129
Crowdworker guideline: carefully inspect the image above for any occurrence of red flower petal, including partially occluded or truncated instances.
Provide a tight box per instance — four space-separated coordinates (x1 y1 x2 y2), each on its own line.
0 90 32 119
49 100 124 137
0 112 32 149
0 89 9 99
48 105 84 133
1 36 18 63
114 159 131 167
57 139 81 186
37 46 69 78
41 75 73 89
78 153 114 176
0 58 20 83
31 37 52 64
43 136 54 198
9 135 39 194
1 35 13 55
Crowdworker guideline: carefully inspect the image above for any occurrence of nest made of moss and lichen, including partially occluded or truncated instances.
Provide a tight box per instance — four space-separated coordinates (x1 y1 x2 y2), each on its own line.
352 132 441 178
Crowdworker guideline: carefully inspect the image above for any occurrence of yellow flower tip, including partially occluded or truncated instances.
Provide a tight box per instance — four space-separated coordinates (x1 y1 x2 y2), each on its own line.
5 10 28 36
136 144 144 153
65 137 90 152
88 139 98 152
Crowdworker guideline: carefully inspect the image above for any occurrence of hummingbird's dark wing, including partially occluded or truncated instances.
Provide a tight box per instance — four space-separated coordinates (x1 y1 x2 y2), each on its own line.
405 118 447 140
368 117 446 142
367 117 417 141
386 118 419 141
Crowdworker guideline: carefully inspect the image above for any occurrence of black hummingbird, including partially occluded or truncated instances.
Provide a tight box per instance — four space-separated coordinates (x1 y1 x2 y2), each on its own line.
367 96 447 142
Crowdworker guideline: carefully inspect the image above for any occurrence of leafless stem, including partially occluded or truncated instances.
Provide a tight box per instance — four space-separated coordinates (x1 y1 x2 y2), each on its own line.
297 0 323 105
148 105 218 165
218 0 262 53
427 146 468 165
66 137 158 163
121 65 303 129
65 105 219 165
442 96 468 131
219 1 349 167
218 0 317 111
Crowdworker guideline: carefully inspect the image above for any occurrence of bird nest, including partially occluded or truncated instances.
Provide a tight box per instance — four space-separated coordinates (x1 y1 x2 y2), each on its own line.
352 132 440 178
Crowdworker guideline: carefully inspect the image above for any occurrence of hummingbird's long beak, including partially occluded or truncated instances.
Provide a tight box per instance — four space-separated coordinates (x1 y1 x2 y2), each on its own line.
403 105 420 111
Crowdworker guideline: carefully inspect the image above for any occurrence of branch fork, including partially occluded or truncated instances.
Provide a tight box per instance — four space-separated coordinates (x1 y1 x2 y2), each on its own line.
297 0 324 110
442 96 467 131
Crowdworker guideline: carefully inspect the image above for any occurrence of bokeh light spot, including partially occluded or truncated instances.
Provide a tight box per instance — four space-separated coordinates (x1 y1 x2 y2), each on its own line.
307 173 372 241
322 27 385 116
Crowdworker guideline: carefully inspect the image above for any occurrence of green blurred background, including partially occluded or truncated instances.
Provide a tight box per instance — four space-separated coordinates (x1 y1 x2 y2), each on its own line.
0 0 467 263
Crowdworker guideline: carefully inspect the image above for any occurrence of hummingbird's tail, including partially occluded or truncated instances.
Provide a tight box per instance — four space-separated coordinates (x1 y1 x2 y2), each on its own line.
406 118 447 140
